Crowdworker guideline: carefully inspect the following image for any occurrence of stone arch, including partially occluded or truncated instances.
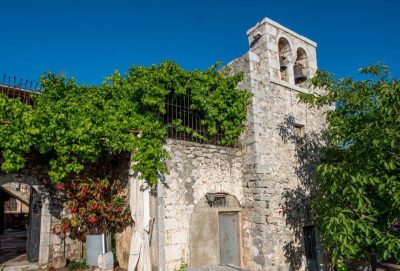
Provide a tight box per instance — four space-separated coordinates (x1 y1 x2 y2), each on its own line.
294 47 309 85
189 193 242 268
278 37 292 82
0 174 51 268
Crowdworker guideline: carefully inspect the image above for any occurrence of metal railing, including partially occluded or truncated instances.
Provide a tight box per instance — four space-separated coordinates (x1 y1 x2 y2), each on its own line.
0 74 41 105
164 92 228 146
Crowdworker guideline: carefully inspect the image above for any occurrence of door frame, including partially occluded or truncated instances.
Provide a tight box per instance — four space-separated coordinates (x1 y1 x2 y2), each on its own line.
0 174 51 268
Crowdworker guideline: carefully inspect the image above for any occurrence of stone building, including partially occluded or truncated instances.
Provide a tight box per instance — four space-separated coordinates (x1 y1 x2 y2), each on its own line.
0 17 327 271
117 17 328 271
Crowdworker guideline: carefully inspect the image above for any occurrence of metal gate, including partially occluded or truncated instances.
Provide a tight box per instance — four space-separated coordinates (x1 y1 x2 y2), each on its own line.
218 213 240 266
27 189 41 262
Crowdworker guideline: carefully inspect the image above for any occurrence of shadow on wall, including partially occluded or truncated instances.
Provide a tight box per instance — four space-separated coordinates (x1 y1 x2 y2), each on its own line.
277 115 326 271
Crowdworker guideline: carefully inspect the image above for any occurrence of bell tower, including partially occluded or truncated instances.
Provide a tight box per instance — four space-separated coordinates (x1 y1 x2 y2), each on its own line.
247 17 318 88
226 17 326 270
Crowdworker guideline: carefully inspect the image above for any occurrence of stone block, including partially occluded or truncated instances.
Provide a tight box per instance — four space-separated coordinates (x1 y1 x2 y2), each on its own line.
115 225 132 269
164 218 180 231
253 201 268 208
165 244 183 262
255 164 272 174
251 214 266 224
51 256 66 269
253 193 269 201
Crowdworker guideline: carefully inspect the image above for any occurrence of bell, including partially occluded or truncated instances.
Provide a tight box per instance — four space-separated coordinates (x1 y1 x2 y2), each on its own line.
294 66 307 83
280 56 288 71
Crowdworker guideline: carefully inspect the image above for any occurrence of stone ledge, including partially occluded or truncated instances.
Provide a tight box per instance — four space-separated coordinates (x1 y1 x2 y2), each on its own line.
270 78 311 94
246 17 317 47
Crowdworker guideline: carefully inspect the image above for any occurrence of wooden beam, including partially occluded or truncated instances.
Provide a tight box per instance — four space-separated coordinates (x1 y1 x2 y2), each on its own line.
0 120 12 125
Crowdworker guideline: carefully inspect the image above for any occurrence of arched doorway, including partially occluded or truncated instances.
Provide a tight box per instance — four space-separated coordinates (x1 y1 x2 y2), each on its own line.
0 175 50 268
189 193 242 268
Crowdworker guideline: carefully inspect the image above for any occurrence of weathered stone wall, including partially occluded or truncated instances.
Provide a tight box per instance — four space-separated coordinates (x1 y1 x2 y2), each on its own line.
225 18 328 271
160 139 245 271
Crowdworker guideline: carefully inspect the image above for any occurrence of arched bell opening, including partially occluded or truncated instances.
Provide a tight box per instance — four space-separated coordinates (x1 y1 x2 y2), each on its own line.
294 47 309 85
189 193 242 268
0 175 50 268
278 37 292 82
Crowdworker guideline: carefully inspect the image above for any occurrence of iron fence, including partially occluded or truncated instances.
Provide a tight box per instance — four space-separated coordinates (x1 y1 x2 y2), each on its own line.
0 74 41 105
164 92 228 146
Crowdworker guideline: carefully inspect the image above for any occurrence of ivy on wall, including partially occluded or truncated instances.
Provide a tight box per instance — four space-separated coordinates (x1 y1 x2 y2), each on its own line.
0 61 251 185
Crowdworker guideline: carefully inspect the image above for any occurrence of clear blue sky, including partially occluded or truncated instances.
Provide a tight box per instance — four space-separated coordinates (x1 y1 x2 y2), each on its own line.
0 0 399 85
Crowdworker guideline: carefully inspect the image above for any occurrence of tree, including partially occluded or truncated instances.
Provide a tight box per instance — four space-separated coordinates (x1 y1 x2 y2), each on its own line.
298 64 400 266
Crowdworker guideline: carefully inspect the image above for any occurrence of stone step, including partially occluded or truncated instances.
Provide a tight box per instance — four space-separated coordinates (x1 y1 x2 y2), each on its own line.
2 263 39 271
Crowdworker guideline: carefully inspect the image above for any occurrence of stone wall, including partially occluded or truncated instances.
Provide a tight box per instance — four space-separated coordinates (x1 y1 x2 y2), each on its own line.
225 18 328 271
160 139 245 271
53 17 326 271
152 17 328 271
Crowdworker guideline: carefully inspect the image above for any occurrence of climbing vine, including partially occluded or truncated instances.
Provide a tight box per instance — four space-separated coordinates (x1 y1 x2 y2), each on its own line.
0 61 251 186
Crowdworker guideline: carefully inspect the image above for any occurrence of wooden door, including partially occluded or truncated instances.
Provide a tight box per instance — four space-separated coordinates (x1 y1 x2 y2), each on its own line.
218 213 240 266
304 226 318 271
27 189 41 262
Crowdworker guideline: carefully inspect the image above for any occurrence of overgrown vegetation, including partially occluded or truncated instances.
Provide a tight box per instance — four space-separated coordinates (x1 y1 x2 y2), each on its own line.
67 259 87 270
0 61 251 186
298 64 400 266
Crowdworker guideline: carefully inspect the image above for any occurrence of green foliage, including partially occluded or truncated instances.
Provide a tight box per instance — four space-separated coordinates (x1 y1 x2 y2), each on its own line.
0 62 251 186
298 64 400 263
0 94 35 172
67 259 87 270
337 262 348 271
174 261 188 271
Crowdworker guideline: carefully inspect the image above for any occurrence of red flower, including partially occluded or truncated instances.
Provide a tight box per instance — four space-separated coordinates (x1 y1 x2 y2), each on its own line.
55 183 65 190
70 207 77 213
88 217 98 223
62 222 69 234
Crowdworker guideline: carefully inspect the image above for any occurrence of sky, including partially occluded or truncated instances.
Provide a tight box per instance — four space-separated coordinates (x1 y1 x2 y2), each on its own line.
0 0 399 85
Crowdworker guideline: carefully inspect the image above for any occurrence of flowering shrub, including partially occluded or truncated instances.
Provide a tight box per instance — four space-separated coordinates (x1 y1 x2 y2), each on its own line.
54 178 131 238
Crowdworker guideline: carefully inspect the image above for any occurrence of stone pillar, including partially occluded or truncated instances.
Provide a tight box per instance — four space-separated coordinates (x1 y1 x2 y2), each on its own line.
241 22 273 270
240 18 321 270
